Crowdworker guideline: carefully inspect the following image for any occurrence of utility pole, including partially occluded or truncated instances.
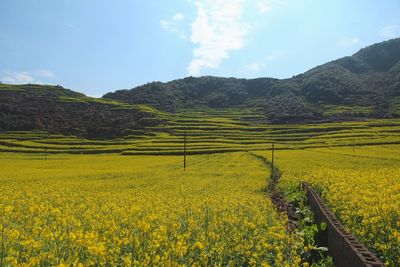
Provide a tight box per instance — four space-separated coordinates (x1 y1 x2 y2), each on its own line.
271 143 275 179
184 131 187 173
1 225 4 266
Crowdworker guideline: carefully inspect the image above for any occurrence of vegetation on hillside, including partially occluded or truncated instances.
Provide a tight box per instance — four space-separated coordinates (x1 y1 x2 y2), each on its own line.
1 106 400 155
0 84 163 139
0 38 399 138
104 38 400 123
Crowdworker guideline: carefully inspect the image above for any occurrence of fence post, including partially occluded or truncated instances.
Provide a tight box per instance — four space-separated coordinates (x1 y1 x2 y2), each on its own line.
271 143 275 180
1 225 4 266
353 139 355 153
184 132 187 173
44 147 48 161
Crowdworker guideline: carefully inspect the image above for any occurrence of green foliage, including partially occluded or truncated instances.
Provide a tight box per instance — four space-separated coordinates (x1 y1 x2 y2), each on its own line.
354 38 400 71
266 92 322 123
300 66 363 103
1 38 400 138
103 38 400 122
0 84 163 139
295 197 333 266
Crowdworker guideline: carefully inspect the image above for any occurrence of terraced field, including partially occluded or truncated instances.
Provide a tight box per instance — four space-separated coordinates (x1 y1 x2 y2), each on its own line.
1 106 400 155
1 105 400 265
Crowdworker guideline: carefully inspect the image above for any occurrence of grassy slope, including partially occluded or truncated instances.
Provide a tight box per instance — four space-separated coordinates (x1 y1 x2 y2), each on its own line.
1 106 400 155
0 84 164 138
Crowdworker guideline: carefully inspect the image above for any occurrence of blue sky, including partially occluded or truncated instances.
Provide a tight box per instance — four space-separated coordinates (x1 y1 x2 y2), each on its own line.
1 0 399 97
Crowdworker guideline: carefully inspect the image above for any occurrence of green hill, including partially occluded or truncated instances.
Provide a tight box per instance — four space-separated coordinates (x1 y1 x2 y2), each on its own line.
0 84 163 138
104 38 400 123
1 38 399 139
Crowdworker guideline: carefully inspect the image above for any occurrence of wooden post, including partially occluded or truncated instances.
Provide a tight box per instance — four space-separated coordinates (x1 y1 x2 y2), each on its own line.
271 143 275 179
184 132 187 173
1 225 4 266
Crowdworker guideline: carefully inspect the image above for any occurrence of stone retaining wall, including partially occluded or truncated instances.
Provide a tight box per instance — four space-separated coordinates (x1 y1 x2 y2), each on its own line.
302 182 384 267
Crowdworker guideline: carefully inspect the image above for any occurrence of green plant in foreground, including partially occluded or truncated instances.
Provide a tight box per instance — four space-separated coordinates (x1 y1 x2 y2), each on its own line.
296 204 333 267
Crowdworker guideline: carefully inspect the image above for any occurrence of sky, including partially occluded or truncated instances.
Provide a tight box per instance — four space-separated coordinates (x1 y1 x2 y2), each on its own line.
1 0 400 97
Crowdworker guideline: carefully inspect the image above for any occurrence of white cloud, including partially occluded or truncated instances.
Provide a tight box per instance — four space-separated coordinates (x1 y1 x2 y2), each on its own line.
242 51 283 74
379 23 400 39
336 37 359 47
160 20 175 32
1 70 53 85
257 0 272 13
66 23 80 32
257 0 284 14
173 13 184 21
187 0 249 76
244 63 265 72
265 51 284 61
86 93 103 98
1 71 35 84
36 69 54 78
160 13 187 39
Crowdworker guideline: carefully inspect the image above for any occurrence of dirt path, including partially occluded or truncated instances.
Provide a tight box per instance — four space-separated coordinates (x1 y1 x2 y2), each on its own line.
250 153 298 231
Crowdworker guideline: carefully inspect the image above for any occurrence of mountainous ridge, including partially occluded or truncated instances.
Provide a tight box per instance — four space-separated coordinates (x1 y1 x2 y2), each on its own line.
103 38 400 122
1 38 400 138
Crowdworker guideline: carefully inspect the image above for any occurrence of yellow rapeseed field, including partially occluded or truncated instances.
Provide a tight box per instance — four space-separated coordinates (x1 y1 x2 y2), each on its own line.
0 152 303 266
273 146 400 266
304 168 400 265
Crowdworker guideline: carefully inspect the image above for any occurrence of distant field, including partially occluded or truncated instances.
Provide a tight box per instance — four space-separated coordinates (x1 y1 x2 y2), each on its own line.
1 108 400 265
1 107 400 155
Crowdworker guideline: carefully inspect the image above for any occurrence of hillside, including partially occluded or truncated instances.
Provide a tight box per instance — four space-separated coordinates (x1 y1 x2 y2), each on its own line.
0 84 163 138
1 38 399 138
104 38 400 123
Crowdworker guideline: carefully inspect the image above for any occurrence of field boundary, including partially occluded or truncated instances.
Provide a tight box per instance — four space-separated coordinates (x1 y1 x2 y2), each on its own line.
249 153 299 230
302 182 384 267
